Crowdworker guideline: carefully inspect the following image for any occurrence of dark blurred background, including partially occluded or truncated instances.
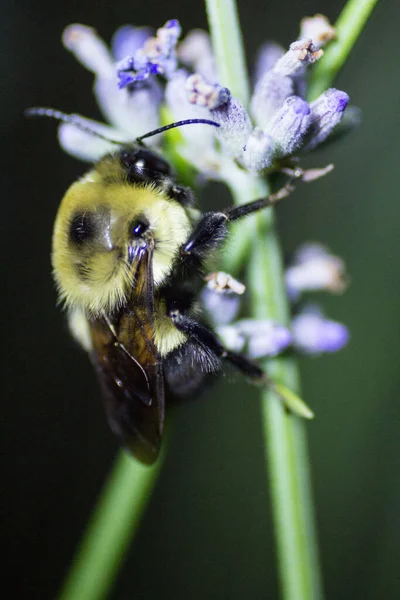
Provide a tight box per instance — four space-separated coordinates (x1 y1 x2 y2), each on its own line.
2 0 399 598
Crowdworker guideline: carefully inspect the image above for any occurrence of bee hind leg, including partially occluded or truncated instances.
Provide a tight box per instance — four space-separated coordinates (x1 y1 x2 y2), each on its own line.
169 309 268 385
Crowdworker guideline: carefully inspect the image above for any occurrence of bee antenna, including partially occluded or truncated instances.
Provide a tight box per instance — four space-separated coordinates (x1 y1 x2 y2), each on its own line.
25 108 220 146
135 119 220 142
24 107 122 145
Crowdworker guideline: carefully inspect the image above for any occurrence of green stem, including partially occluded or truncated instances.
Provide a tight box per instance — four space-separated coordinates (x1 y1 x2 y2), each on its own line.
308 0 380 100
205 0 323 598
58 451 163 600
249 209 323 599
205 0 250 107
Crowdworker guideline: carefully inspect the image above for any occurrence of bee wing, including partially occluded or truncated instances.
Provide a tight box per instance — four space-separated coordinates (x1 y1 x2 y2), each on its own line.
89 246 164 464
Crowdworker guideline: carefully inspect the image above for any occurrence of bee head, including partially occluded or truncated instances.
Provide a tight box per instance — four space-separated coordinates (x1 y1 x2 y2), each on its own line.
52 168 192 315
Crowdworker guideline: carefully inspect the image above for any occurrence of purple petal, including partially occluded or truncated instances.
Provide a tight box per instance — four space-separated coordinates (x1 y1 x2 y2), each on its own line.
57 117 127 162
111 25 152 61
94 75 162 140
62 24 114 77
117 19 181 89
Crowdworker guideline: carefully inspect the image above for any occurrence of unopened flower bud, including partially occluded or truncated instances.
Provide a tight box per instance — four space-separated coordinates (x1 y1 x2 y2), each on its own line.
186 74 252 156
242 128 275 172
292 308 349 355
251 72 294 130
273 38 323 77
303 88 349 151
265 96 311 156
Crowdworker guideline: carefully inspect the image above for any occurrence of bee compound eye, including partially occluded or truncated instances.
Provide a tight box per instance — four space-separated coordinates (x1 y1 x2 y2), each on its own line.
131 218 149 238
121 148 171 179
69 212 96 245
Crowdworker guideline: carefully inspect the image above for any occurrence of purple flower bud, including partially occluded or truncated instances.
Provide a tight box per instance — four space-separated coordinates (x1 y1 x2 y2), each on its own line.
186 74 252 157
217 319 292 358
265 96 311 156
286 243 348 299
299 14 336 49
242 128 275 172
251 72 294 130
302 88 349 151
273 38 323 77
253 42 285 85
292 308 349 355
111 25 153 61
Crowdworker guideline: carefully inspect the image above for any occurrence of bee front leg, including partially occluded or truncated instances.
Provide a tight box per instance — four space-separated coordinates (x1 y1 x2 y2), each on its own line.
180 212 229 267
180 182 296 268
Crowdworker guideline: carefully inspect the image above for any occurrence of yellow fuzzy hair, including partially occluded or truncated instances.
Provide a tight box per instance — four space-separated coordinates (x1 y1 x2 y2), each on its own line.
52 169 193 316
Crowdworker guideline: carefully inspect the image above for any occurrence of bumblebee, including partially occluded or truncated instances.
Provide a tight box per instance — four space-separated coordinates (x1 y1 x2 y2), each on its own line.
29 108 292 464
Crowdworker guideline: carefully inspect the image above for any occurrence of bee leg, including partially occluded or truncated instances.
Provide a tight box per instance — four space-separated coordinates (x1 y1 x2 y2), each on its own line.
180 182 295 267
180 212 229 264
169 310 266 384
222 180 295 222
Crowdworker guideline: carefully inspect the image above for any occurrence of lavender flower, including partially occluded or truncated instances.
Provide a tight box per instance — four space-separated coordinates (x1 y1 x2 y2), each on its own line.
116 19 181 86
286 243 348 300
58 15 352 182
51 16 350 363
302 88 349 151
201 272 245 326
217 309 348 360
292 307 349 355
61 23 161 152
217 320 292 358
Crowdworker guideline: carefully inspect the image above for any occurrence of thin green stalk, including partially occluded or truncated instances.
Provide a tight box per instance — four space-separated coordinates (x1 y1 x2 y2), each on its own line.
207 0 379 597
205 0 323 598
308 0 380 100
229 177 323 599
58 451 163 600
249 209 322 599
205 0 250 106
